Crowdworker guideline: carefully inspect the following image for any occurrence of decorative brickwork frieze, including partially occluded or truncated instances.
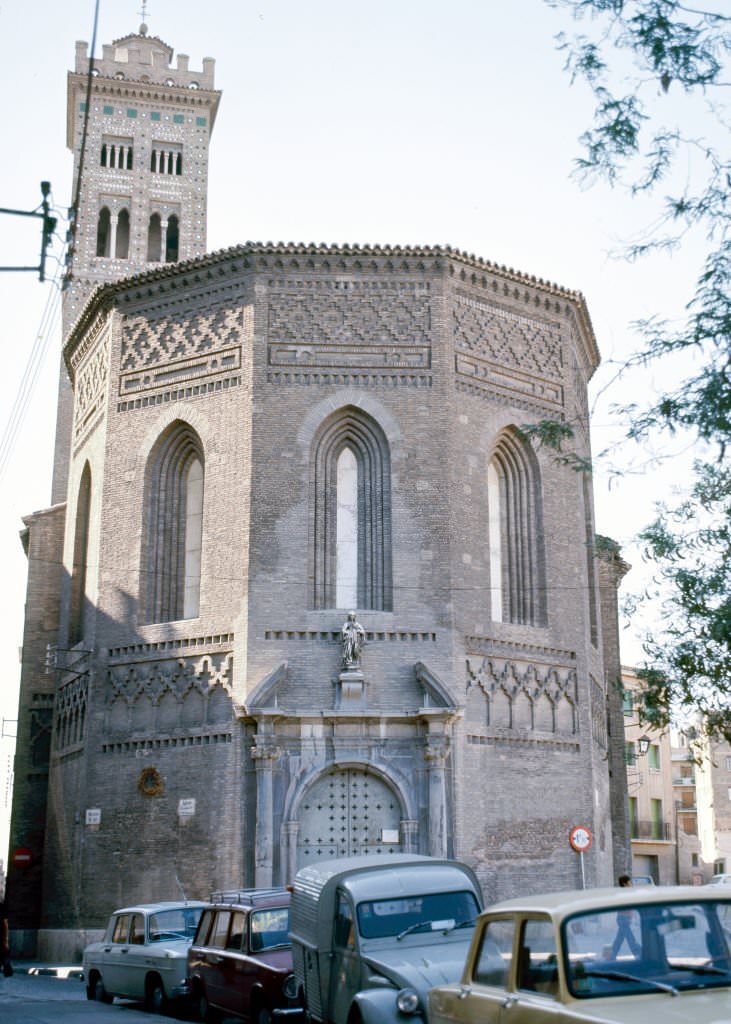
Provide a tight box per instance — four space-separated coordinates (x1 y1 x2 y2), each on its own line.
107 632 234 660
72 325 110 446
263 629 437 643
105 651 233 737
590 673 608 750
121 302 245 372
29 693 54 770
266 278 432 386
53 676 88 753
464 635 576 663
467 733 580 753
466 655 578 735
453 291 564 410
102 732 232 754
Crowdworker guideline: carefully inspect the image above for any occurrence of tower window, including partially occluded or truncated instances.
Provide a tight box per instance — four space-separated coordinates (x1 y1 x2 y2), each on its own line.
115 208 130 259
96 206 111 257
147 212 180 263
165 214 179 262
147 213 162 262
100 136 133 170
151 143 183 175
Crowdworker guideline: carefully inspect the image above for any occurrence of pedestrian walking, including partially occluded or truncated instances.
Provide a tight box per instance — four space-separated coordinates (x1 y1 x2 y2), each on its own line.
0 900 12 977
610 874 641 959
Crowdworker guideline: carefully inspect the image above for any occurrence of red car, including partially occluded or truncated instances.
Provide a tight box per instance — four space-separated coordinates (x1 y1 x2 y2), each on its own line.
188 887 298 1024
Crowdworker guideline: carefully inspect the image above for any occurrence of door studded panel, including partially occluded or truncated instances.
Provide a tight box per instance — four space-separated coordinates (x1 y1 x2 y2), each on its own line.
297 768 401 865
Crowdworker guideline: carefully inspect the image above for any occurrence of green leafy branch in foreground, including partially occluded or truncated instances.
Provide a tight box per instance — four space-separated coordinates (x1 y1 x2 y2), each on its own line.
549 0 730 738
631 462 731 742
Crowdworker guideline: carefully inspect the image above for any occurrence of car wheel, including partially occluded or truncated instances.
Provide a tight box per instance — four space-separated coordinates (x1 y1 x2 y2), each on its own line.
145 974 168 1014
90 974 113 1004
198 988 221 1024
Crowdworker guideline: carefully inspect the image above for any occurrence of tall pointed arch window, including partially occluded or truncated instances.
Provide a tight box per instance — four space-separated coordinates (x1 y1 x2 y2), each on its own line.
488 428 547 626
69 462 92 645
141 422 204 623
312 407 392 611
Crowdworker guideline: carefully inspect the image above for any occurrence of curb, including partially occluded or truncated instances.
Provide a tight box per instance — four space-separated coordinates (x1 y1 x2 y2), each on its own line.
10 965 85 980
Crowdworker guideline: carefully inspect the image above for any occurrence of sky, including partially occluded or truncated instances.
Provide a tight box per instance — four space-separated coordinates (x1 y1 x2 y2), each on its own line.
0 0 718 863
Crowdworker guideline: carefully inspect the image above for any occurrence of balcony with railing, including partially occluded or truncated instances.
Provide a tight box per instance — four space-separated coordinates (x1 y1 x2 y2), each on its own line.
630 820 672 841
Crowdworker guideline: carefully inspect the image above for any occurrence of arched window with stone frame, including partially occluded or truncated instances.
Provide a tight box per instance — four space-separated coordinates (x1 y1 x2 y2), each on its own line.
69 461 92 646
147 212 162 262
140 421 205 624
96 206 111 257
165 214 179 262
311 406 392 611
487 427 547 626
115 207 130 259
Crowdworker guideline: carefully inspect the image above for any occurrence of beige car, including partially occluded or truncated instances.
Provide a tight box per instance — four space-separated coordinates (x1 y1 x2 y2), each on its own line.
428 885 731 1023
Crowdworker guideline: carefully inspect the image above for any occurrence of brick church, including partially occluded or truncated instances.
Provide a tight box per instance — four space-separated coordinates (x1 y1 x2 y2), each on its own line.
7 23 630 959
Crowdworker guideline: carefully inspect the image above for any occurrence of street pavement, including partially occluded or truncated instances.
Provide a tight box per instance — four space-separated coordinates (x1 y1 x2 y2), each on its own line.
0 968 174 1023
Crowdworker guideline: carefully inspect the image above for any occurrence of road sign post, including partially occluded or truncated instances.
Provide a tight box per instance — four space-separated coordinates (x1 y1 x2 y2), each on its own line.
569 825 593 889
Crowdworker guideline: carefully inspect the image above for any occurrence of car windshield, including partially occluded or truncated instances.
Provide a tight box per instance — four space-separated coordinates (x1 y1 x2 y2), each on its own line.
148 906 203 942
250 907 290 951
564 898 731 997
356 890 479 940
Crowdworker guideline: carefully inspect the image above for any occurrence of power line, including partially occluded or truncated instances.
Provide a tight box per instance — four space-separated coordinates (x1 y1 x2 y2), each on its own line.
0 264 63 482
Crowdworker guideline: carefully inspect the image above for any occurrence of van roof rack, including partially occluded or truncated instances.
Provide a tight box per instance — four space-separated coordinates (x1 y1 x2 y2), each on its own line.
208 887 290 906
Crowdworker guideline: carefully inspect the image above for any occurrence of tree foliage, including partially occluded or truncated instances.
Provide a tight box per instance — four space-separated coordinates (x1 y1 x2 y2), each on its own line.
548 0 731 739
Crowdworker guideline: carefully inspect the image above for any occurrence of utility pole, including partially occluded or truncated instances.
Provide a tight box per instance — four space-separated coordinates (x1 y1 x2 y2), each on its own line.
0 181 57 282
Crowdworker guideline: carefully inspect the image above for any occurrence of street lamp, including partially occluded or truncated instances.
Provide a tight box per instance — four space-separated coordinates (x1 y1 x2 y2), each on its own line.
637 735 651 755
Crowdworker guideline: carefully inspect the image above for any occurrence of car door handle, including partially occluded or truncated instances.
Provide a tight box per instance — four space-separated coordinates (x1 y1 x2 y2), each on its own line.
103 947 112 952
121 949 129 954
501 995 516 1009
207 954 224 964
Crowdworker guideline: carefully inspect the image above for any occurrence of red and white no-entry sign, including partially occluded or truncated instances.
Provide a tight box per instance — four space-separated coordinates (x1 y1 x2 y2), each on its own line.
11 846 33 868
569 826 593 853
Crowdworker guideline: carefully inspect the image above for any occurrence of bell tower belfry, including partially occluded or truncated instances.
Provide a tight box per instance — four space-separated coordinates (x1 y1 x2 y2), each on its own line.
53 23 221 500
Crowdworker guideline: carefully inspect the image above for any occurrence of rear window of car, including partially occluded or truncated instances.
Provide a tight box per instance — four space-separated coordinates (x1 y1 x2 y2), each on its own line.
195 909 216 945
210 910 232 949
226 911 246 951
149 906 203 941
111 914 130 943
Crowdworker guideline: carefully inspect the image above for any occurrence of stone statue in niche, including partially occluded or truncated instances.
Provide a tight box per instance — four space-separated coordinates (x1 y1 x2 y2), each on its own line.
341 611 365 668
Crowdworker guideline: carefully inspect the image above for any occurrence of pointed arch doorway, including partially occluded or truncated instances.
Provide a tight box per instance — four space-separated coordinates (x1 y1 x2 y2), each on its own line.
296 767 404 868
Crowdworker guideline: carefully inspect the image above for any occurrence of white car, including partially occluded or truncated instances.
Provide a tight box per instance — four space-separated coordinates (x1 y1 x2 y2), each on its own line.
428 886 731 1023
83 900 206 1011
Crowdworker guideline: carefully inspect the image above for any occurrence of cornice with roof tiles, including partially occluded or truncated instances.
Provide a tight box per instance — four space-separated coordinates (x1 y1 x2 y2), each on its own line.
64 242 599 370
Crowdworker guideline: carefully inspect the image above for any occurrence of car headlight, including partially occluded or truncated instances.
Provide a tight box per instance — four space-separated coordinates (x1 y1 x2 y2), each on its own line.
396 988 420 1015
283 973 298 1000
